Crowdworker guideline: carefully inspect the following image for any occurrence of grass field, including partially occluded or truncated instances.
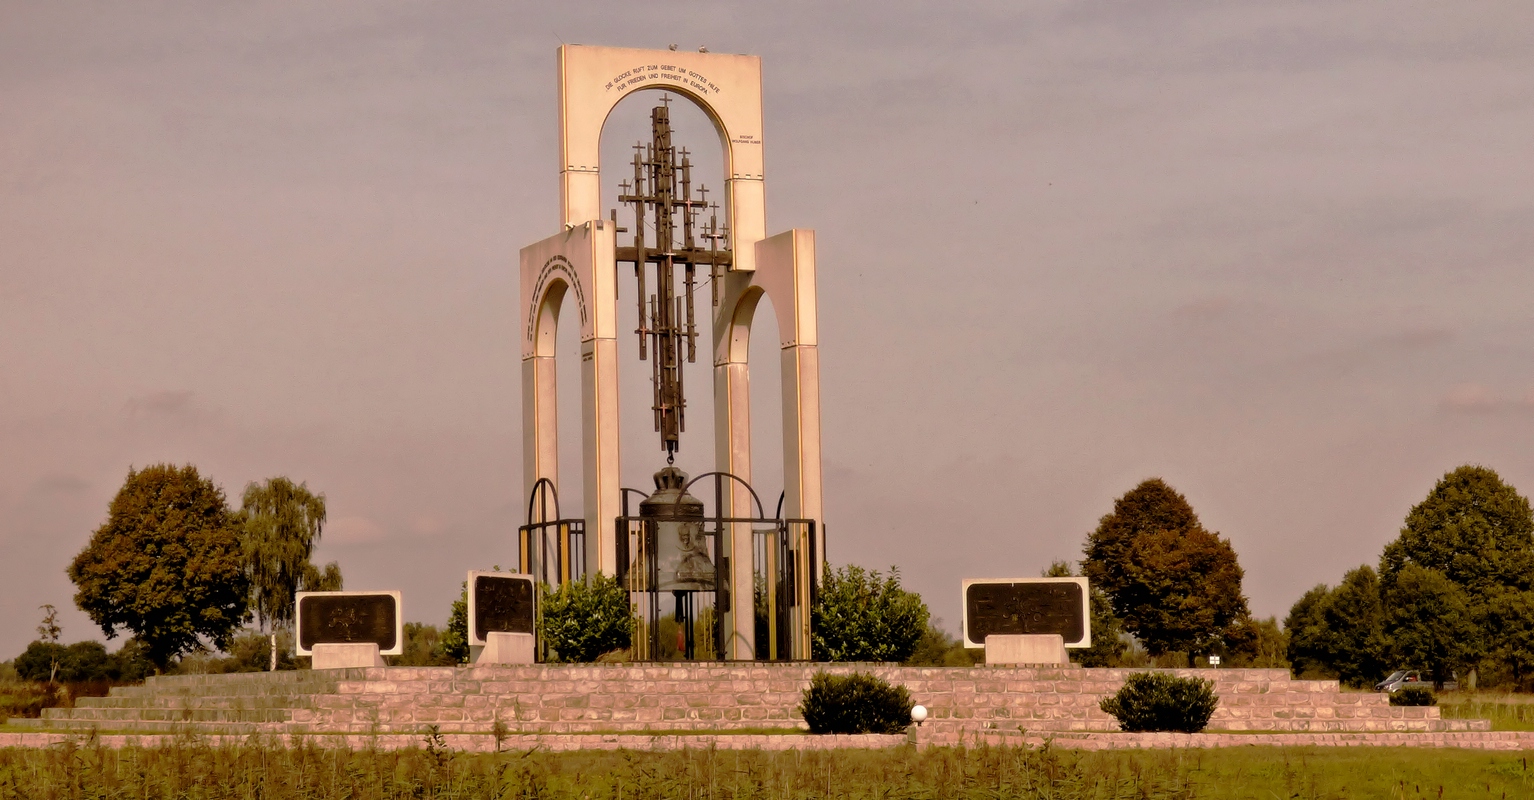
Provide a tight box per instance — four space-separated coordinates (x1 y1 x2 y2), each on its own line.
1440 692 1534 732
1 740 1533 799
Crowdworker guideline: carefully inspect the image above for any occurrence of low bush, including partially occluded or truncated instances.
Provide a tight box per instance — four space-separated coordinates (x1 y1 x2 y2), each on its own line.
539 574 635 662
1098 672 1219 733
799 671 913 734
1391 685 1437 706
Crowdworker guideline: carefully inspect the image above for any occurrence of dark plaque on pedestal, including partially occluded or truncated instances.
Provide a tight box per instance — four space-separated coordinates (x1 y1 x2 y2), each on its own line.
296 591 402 655
961 578 1090 648
469 571 536 644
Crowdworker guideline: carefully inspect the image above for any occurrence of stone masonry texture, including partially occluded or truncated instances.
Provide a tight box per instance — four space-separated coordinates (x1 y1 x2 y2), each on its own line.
5 663 1511 750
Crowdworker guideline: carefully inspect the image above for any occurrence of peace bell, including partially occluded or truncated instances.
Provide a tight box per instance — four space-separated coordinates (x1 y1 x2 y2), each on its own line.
637 466 712 592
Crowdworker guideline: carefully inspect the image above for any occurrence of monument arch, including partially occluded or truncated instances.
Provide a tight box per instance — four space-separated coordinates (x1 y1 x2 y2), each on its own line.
519 45 822 659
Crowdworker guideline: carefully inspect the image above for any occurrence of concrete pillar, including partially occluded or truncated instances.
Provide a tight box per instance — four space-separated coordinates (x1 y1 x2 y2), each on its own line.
582 335 622 576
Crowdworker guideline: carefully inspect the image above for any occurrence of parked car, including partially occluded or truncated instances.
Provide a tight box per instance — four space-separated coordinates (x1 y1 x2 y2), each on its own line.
1374 670 1458 692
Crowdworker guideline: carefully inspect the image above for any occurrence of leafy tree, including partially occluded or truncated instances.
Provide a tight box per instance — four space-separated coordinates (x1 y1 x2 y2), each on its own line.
300 562 344 592
1480 588 1534 688
1379 465 1534 687
241 477 336 630
1222 616 1289 669
1322 565 1389 686
904 621 979 667
68 464 250 668
811 565 930 663
539 574 634 662
1286 566 1388 685
1384 564 1482 688
35 605 61 682
1381 465 1534 597
442 583 470 664
1082 479 1249 662
1043 560 1127 667
14 639 154 683
1285 584 1335 678
393 623 455 666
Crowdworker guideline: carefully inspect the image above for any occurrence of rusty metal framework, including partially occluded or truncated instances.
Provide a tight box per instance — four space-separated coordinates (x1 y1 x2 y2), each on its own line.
615 472 817 661
614 97 731 461
517 478 586 588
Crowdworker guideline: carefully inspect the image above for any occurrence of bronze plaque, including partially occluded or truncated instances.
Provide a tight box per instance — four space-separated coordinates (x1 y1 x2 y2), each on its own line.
964 581 1086 645
472 574 535 638
298 594 398 652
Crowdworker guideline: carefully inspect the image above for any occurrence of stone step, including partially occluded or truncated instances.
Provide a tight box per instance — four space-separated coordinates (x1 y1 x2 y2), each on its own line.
43 707 296 724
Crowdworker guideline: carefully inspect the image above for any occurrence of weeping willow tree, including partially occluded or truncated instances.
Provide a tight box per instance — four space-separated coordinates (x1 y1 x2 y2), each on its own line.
242 477 342 668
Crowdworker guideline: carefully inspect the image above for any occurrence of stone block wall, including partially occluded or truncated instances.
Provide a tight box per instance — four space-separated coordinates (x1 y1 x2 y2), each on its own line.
18 663 1487 737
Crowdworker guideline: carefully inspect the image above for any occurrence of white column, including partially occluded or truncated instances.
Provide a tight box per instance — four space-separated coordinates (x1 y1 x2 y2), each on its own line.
582 335 622 577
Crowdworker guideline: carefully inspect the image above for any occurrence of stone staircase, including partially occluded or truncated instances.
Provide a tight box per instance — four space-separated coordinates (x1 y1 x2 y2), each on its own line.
9 664 1488 737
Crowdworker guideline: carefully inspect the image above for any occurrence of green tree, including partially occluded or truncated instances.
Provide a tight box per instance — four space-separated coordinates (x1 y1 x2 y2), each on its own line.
1044 560 1128 667
1482 589 1534 688
811 565 930 663
241 477 336 629
1379 465 1534 687
904 621 979 667
393 623 454 666
68 464 250 668
1220 615 1289 668
1384 564 1482 688
442 583 470 664
539 574 634 662
1285 584 1335 678
1381 465 1534 597
35 604 61 682
1322 565 1389 686
1082 479 1249 662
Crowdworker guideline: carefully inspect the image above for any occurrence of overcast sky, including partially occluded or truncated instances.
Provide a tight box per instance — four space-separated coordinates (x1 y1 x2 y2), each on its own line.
3 1 1532 658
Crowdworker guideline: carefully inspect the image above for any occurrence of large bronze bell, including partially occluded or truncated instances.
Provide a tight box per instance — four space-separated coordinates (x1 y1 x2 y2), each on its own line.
637 467 711 592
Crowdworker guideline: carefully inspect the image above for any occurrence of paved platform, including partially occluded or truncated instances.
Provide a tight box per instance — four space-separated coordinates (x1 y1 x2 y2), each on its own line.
4 663 1504 749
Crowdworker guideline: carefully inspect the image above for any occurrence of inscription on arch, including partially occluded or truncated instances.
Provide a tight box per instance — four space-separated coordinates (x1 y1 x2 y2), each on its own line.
605 63 720 96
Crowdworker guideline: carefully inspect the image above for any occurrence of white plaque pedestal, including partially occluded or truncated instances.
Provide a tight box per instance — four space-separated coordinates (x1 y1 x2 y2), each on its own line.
474 632 535 665
311 643 387 669
984 634 1068 665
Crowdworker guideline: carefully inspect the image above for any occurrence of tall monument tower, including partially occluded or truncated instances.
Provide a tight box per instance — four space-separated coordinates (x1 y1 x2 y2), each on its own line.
519 45 823 660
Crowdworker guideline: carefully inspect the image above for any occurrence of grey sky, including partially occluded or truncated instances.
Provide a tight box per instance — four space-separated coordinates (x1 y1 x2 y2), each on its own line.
3 1 1532 657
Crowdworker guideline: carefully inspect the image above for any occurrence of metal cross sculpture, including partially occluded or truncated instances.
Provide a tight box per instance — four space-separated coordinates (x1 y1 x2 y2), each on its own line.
614 97 732 462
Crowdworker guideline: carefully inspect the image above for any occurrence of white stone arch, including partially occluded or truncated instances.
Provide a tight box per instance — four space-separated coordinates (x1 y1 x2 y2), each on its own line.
557 45 766 269
522 46 821 659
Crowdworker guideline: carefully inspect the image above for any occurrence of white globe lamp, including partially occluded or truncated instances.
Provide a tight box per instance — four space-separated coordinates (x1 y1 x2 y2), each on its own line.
911 704 928 726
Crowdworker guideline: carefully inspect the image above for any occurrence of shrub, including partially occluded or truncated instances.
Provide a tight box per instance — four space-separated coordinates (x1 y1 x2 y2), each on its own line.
1391 685 1437 706
13 639 155 683
799 671 913 734
442 583 470 664
811 565 929 662
1099 672 1219 733
538 574 635 662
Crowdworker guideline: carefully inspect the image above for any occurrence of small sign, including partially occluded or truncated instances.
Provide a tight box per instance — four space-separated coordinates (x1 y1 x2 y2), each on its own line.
295 591 403 656
1208 655 1221 667
961 578 1091 649
468 571 537 646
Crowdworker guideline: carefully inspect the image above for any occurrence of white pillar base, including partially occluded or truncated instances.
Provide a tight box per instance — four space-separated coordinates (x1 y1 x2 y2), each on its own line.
474 632 536 665
311 643 387 669
984 634 1068 665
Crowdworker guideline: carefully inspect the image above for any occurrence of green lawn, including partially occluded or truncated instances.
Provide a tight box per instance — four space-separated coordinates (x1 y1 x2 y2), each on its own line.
1440 691 1534 732
0 742 1533 799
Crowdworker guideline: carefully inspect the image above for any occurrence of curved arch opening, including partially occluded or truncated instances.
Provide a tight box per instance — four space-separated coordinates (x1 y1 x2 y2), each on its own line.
745 291 784 512
552 285 584 515
600 89 727 489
